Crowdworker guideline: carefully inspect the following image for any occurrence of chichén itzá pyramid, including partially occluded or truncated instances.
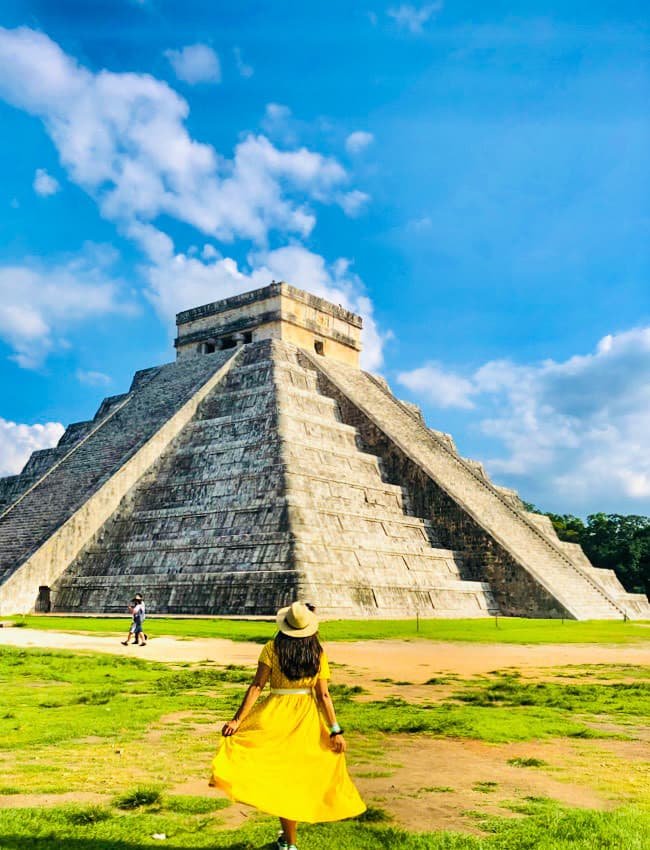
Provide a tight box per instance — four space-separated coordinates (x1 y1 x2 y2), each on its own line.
1 282 649 620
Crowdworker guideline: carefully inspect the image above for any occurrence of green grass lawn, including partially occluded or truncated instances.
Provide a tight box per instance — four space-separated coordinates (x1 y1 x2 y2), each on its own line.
1 647 649 849
11 615 650 644
0 801 649 849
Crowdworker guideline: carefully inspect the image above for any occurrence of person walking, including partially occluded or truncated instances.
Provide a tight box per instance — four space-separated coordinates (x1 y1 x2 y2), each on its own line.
121 594 146 646
209 601 365 850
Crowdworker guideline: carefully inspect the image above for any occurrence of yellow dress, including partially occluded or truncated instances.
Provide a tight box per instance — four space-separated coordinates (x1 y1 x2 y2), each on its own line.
209 640 366 823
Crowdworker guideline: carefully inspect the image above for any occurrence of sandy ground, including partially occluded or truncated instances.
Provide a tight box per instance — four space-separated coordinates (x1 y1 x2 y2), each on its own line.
1 627 648 831
1 627 648 679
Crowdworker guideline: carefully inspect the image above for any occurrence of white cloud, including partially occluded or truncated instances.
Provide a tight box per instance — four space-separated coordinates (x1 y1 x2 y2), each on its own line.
399 327 650 512
264 103 291 123
76 369 112 386
261 102 296 144
397 362 477 409
233 46 253 78
33 167 60 196
345 131 374 154
0 418 65 477
0 28 389 370
337 189 370 217
0 245 134 368
0 28 352 243
387 2 443 33
164 44 221 85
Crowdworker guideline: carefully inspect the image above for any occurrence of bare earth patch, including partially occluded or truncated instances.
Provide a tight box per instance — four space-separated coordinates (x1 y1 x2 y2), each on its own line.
348 735 650 832
2 628 649 677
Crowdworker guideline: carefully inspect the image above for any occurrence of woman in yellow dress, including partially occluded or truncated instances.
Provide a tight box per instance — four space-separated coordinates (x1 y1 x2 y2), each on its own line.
210 601 365 849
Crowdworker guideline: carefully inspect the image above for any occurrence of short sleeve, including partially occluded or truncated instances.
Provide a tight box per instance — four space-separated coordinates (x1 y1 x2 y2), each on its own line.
258 640 274 669
318 650 331 680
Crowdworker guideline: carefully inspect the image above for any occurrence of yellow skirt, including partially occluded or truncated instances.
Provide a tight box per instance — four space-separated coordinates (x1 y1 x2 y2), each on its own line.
209 692 365 823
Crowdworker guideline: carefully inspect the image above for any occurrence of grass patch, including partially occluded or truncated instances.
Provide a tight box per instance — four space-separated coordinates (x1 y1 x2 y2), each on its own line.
452 674 650 716
354 770 395 779
113 786 163 809
508 757 548 768
354 804 392 822
163 795 230 814
14 614 650 644
473 781 498 793
62 805 112 825
337 695 608 742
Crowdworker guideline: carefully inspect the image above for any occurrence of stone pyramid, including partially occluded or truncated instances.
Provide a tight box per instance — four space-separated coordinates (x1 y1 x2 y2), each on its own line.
1 282 648 619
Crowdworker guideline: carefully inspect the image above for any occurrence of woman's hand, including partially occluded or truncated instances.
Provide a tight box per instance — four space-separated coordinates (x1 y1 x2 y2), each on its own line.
221 719 240 737
329 733 346 754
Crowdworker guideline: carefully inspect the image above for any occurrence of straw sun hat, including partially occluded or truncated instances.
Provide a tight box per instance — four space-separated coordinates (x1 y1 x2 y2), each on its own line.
276 601 318 638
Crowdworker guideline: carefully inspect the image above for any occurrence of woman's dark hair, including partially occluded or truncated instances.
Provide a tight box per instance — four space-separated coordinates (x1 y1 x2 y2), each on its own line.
274 632 322 680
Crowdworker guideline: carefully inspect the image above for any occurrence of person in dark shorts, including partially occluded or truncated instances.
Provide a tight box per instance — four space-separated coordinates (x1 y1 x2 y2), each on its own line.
121 594 146 646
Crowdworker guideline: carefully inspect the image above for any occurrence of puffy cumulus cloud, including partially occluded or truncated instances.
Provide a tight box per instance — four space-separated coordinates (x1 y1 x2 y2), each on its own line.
0 245 134 368
398 327 650 512
387 2 443 33
33 167 60 196
164 44 221 85
397 362 476 409
0 418 65 477
345 131 374 154
136 229 386 371
0 27 354 243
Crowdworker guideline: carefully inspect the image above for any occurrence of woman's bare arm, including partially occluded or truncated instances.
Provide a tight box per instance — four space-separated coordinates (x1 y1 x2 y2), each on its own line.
221 662 270 736
314 678 346 753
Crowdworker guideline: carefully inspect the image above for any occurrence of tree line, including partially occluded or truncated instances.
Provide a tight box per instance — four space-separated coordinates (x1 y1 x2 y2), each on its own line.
524 508 650 596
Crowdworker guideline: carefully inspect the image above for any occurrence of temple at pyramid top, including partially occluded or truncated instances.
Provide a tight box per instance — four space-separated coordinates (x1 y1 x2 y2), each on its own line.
175 282 363 368
1 281 649 620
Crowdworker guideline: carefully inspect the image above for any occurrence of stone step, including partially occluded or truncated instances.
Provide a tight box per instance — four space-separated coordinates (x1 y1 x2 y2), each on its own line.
103 504 289 543
128 465 407 510
284 470 411 513
133 466 285 494
120 490 425 539
183 413 282 444
65 539 293 575
294 541 463 576
276 387 340 419
288 503 434 538
80 529 293 555
299 581 497 618
295 525 435 550
52 568 299 615
281 442 384 480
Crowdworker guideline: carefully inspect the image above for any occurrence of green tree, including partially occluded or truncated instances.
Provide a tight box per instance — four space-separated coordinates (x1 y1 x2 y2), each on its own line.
580 513 650 596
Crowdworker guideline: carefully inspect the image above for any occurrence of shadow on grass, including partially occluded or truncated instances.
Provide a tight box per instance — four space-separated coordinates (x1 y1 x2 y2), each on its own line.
0 840 273 850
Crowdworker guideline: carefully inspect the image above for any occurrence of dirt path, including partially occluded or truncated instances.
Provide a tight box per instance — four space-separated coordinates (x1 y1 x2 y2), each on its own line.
1 627 648 678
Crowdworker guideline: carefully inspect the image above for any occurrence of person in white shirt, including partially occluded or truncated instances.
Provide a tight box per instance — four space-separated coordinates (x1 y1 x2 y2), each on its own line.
121 594 146 646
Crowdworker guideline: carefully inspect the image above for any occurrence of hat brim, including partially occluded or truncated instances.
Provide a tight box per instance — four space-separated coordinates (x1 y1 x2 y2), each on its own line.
276 606 319 638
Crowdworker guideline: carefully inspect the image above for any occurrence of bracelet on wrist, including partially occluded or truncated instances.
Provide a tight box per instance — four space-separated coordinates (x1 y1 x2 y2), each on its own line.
329 725 343 737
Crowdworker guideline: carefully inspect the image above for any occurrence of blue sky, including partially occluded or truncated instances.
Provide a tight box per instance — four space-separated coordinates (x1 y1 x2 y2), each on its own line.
0 1 648 516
